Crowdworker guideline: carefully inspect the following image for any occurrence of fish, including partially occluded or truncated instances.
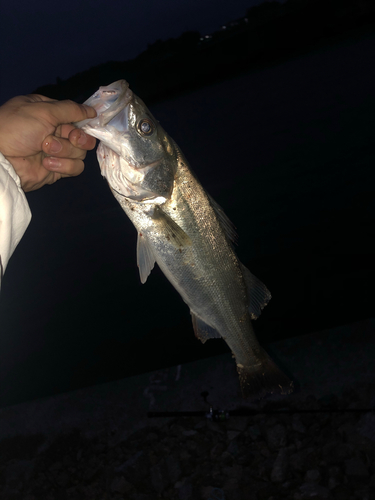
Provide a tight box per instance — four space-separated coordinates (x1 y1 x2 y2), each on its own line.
75 80 293 399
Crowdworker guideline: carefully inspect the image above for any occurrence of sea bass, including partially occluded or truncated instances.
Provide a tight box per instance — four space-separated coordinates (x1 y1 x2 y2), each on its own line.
75 80 293 399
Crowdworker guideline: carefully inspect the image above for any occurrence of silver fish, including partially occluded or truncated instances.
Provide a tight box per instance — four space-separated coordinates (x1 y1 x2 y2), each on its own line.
76 80 293 398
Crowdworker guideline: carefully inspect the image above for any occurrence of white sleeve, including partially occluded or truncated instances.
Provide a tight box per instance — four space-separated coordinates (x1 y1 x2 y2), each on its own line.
0 152 31 285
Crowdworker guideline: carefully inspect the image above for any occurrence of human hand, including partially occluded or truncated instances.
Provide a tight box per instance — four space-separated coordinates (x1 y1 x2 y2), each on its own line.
0 94 97 192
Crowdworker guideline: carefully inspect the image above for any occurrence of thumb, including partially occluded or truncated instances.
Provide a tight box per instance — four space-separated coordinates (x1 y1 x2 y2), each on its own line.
45 99 97 126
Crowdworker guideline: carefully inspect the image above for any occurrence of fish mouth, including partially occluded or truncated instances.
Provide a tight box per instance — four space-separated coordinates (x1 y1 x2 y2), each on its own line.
74 80 133 130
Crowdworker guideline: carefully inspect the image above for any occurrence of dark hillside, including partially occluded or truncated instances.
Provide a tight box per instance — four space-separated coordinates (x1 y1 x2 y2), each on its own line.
34 0 375 104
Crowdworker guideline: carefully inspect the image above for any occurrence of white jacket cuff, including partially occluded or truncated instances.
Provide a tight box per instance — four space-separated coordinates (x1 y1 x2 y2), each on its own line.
0 152 31 280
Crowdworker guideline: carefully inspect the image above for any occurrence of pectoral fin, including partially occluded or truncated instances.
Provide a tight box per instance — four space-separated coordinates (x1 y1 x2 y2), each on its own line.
137 233 156 284
152 206 191 248
191 312 221 343
240 263 272 319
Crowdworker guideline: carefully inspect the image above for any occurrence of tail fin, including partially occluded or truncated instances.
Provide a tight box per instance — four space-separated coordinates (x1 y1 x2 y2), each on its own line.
237 347 294 399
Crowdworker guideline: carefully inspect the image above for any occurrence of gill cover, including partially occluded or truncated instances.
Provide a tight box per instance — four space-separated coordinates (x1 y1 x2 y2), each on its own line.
75 80 176 201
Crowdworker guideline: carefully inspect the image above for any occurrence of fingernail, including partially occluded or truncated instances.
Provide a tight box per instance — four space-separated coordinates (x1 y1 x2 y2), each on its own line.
49 139 62 153
77 131 87 146
47 157 61 169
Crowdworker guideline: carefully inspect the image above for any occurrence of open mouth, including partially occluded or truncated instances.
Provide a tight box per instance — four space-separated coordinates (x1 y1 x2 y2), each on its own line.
74 80 133 129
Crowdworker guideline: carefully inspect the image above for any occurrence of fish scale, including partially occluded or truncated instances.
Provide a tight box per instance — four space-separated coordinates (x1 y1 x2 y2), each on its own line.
75 80 293 399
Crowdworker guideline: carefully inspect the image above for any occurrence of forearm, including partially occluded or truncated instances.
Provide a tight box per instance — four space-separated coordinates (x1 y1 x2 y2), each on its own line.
0 152 31 284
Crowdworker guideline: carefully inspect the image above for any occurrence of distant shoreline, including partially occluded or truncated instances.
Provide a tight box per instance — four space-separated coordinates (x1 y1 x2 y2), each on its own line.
34 0 375 104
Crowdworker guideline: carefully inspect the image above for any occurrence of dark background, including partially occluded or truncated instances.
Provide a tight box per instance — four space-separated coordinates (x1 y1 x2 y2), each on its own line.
0 0 374 408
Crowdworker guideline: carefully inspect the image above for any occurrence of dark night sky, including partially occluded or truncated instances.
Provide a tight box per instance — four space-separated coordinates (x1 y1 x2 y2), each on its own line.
0 0 266 104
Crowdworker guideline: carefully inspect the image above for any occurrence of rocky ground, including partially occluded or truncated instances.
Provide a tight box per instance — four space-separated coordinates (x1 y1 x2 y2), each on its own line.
1 384 374 500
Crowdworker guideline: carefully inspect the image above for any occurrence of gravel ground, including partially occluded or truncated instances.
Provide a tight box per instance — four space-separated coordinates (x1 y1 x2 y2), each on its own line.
0 386 374 500
0 319 374 499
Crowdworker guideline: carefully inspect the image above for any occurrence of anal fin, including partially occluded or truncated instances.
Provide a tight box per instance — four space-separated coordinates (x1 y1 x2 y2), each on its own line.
191 312 221 344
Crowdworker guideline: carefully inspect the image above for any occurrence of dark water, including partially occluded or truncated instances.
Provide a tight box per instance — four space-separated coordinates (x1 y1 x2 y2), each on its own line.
1 32 374 407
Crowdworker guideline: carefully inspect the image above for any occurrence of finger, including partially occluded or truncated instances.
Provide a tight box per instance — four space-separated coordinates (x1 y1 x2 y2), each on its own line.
42 134 87 160
47 99 96 125
26 94 57 103
43 156 85 177
56 123 75 139
10 154 62 192
68 128 97 151
26 170 62 191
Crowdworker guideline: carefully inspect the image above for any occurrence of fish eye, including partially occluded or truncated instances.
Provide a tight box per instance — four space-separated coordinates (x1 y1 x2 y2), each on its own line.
137 118 154 136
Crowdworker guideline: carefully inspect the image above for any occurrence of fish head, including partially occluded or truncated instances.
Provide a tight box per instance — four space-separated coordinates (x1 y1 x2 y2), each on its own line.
75 80 177 202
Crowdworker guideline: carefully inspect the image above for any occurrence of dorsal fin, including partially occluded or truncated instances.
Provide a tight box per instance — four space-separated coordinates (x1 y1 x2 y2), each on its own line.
191 312 221 343
207 194 238 245
240 263 272 319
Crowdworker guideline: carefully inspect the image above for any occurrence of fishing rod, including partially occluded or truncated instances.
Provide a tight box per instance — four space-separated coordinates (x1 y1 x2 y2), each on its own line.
148 407 375 421
147 392 375 420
